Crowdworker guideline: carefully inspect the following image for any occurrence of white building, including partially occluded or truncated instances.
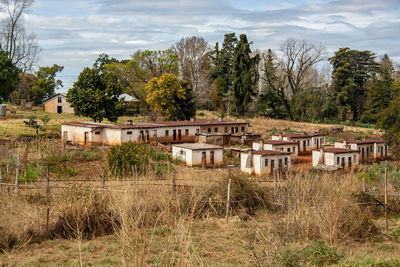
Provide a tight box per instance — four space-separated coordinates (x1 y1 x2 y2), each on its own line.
272 132 325 153
252 139 299 159
61 119 249 146
172 143 223 167
312 148 360 170
334 139 388 162
240 150 291 176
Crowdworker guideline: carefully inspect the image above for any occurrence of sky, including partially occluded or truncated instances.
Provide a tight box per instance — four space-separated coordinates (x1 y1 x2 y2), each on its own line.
11 0 400 91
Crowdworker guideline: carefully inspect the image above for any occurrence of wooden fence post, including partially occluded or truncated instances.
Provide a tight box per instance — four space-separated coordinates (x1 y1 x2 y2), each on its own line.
46 207 50 235
362 177 366 193
15 155 19 193
172 172 176 195
384 167 388 233
102 169 106 189
225 178 232 222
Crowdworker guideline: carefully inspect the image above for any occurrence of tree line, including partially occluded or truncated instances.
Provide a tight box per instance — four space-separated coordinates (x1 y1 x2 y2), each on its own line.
0 0 62 104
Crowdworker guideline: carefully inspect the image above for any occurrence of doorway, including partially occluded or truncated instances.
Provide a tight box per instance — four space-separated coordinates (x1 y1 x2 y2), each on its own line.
303 140 306 151
210 151 214 165
57 106 62 114
84 132 89 145
173 130 177 141
178 129 182 141
202 152 207 166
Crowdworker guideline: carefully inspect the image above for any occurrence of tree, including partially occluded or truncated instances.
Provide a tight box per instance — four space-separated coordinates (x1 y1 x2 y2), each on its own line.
376 94 400 159
105 49 178 105
93 53 118 71
232 34 259 116
0 49 19 100
257 49 288 118
0 0 40 72
34 64 63 103
329 48 377 121
209 33 238 111
280 39 326 120
172 36 210 93
9 72 36 103
67 67 125 122
145 73 195 121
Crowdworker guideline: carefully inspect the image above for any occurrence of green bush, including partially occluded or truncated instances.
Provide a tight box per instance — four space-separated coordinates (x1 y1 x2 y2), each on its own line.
70 151 101 162
40 114 51 125
45 154 69 166
277 240 344 266
22 162 44 182
107 143 152 177
54 165 79 178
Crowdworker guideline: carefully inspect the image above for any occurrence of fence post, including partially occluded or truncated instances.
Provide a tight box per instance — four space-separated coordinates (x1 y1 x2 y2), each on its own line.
362 177 366 193
172 172 176 195
15 155 19 193
46 207 50 235
102 169 106 189
384 167 388 233
225 178 232 222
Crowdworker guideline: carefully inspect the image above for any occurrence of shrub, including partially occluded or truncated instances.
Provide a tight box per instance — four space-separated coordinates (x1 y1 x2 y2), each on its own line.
53 187 115 239
191 173 274 219
40 114 51 125
45 154 69 166
107 143 172 177
107 142 152 177
22 162 44 182
276 240 344 266
54 165 79 178
70 151 102 162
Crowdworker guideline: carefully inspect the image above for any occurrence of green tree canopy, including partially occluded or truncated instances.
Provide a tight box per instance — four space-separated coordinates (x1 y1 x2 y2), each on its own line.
105 49 178 105
329 47 377 121
232 34 259 116
33 64 64 104
0 49 20 101
67 67 125 122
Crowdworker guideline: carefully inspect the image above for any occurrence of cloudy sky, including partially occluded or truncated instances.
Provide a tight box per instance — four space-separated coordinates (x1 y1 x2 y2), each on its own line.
16 0 400 91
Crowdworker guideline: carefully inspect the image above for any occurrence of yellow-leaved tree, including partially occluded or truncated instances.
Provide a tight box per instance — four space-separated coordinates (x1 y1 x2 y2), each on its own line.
145 73 187 120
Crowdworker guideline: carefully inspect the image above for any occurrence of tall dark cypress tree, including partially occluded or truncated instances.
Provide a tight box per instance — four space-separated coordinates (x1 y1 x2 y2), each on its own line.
209 33 238 112
232 34 259 116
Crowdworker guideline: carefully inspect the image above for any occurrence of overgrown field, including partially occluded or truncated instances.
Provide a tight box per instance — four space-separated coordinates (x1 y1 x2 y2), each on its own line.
0 140 400 266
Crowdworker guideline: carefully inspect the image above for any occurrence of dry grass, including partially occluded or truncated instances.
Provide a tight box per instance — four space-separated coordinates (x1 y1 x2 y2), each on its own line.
1 168 395 266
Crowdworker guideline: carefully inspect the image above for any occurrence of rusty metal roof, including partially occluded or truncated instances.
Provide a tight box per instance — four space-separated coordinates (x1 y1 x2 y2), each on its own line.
337 139 385 145
282 132 325 138
62 119 248 129
253 150 291 156
323 148 359 153
173 143 223 150
261 140 298 145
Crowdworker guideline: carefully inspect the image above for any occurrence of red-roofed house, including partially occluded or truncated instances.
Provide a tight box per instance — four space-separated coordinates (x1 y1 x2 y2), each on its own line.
334 139 388 162
312 148 360 170
241 149 292 176
252 139 299 159
61 119 249 145
271 132 325 153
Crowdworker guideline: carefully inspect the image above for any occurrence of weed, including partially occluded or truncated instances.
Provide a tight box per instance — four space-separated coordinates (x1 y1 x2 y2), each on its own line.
276 240 344 266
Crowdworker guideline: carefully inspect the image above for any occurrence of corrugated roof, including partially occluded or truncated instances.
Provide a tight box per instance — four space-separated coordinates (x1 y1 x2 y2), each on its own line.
261 140 298 145
283 132 325 138
338 139 385 144
323 148 358 153
253 150 291 156
62 119 248 129
173 143 223 150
